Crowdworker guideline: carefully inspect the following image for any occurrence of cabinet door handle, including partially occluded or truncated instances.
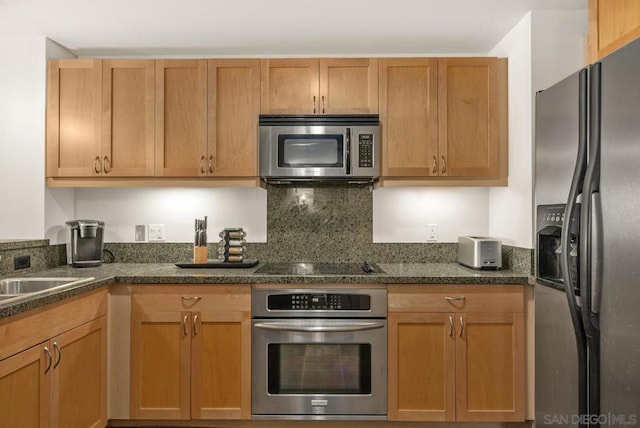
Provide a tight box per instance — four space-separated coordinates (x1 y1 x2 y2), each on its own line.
208 155 214 174
313 96 317 114
103 156 111 174
53 341 62 369
321 95 325 114
459 315 464 337
445 296 465 301
44 346 53 374
181 296 201 302
193 314 199 336
94 156 102 174
432 155 438 174
441 155 447 174
183 315 189 337
448 315 454 337
199 156 206 174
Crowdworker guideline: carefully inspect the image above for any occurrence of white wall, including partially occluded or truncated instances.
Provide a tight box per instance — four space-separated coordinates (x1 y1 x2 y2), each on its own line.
44 39 77 244
488 10 587 248
489 13 534 247
0 37 47 239
373 188 489 242
73 187 267 242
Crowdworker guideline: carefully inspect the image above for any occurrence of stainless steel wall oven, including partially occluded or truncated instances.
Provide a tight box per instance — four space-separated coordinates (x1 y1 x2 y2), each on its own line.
251 288 387 420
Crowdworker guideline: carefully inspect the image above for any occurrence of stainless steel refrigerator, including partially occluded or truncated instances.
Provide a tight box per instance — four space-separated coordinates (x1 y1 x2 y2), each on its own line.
535 38 640 427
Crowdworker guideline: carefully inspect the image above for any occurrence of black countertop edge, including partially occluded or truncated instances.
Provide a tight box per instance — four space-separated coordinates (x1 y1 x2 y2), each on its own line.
0 263 530 320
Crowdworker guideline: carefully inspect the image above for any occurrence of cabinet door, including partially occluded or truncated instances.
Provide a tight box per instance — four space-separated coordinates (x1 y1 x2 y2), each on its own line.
155 60 207 177
102 60 155 177
438 58 503 178
50 317 106 428
260 59 319 114
589 0 640 61
130 311 190 419
455 312 524 422
0 345 50 428
319 58 378 114
191 311 251 420
388 312 455 421
46 59 102 177
208 59 260 177
379 58 438 177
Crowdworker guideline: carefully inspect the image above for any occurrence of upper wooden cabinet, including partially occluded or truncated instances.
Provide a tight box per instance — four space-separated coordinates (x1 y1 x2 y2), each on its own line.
261 58 378 114
47 59 260 185
154 59 208 177
379 57 508 186
208 59 260 177
47 59 155 178
47 59 102 177
388 285 524 423
379 58 438 177
438 58 504 179
103 60 155 177
589 0 640 62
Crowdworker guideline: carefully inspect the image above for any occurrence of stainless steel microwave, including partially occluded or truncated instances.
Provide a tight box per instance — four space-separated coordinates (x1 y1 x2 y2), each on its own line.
259 115 380 183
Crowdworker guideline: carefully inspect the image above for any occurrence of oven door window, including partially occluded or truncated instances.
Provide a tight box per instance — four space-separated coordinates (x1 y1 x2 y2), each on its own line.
267 344 371 394
277 135 344 168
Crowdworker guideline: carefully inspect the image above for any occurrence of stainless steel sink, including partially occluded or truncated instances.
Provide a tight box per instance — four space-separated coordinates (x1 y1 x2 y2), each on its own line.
0 277 95 304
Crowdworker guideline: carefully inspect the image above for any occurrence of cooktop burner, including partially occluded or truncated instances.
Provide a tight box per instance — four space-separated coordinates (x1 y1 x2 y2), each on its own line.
253 261 384 275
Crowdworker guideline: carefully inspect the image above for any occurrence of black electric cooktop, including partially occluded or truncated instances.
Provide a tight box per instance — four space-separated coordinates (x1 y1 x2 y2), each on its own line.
253 261 384 275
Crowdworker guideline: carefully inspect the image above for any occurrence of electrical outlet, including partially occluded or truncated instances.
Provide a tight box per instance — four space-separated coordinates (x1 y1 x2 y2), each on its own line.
14 255 31 270
148 224 166 242
427 224 438 242
135 225 147 242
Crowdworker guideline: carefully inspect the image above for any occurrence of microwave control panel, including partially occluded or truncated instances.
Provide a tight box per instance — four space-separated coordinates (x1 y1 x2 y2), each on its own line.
358 134 374 168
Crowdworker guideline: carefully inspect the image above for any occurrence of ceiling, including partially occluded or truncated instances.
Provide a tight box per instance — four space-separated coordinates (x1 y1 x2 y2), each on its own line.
0 0 586 56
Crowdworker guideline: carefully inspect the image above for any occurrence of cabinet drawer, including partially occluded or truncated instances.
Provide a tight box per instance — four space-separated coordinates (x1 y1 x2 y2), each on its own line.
131 284 251 313
0 288 107 360
388 285 524 313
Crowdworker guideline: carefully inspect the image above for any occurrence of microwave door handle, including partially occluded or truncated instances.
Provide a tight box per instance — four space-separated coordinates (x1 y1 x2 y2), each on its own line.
346 128 351 175
254 321 385 333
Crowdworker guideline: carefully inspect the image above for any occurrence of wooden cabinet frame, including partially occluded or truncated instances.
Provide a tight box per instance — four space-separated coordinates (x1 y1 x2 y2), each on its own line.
129 285 251 421
388 285 524 422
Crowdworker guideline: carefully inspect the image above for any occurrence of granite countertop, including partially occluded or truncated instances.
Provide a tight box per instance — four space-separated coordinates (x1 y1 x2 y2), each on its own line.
0 262 530 319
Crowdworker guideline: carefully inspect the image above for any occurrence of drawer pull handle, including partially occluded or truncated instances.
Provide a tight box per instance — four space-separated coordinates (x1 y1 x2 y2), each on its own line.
459 315 464 337
44 346 53 374
183 315 188 337
448 315 453 336
181 296 202 302
445 296 466 301
53 342 62 369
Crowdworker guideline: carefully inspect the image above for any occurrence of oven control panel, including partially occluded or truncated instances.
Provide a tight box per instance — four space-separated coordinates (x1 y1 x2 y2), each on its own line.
268 293 371 310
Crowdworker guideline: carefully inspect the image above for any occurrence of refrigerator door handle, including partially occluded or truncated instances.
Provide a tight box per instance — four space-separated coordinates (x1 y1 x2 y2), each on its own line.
560 67 590 426
591 192 603 315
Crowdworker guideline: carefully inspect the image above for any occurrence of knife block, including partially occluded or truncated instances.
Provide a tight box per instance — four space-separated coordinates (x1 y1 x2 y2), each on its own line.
193 246 208 264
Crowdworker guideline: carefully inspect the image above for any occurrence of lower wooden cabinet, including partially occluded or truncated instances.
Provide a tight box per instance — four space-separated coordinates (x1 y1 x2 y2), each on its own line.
0 314 107 428
388 285 524 422
129 285 251 420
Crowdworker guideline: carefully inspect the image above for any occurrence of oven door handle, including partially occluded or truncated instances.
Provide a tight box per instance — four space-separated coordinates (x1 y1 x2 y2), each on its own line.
253 321 385 333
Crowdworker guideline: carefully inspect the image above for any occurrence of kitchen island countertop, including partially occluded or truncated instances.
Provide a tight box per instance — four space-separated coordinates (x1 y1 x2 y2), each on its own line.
0 262 530 319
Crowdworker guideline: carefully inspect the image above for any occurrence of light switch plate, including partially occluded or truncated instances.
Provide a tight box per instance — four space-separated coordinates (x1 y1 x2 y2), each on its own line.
148 224 166 242
135 225 146 242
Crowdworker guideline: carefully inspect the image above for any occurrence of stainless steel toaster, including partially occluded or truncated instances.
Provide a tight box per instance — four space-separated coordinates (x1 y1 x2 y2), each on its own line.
458 236 502 270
